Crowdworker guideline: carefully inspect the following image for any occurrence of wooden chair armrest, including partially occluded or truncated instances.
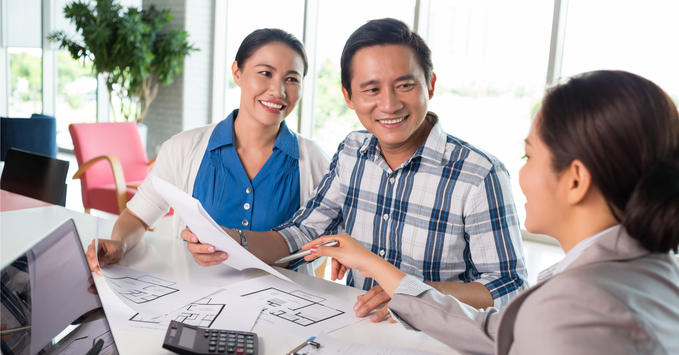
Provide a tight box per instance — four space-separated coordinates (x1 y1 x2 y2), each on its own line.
73 155 128 214
148 157 157 171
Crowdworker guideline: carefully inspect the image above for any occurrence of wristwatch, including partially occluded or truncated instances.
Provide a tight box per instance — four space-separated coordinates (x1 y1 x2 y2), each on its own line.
236 229 247 250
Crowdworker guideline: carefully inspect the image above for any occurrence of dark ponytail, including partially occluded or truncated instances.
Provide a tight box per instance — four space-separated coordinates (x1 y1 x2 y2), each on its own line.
539 70 679 253
623 161 679 253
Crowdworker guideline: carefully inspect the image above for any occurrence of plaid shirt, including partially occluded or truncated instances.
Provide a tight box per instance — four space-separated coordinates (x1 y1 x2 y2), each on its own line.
275 113 528 308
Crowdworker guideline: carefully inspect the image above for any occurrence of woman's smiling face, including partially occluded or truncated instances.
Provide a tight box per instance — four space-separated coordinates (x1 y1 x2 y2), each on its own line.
233 42 305 128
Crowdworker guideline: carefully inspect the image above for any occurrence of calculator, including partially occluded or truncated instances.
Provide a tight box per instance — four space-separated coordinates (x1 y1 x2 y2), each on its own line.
162 320 258 355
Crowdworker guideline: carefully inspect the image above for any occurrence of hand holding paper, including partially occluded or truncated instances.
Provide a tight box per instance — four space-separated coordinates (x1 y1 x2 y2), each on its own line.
151 176 296 284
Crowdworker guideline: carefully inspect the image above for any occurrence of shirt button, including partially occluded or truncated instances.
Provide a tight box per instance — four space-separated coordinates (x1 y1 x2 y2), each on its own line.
383 214 389 220
244 203 250 210
389 177 395 184
246 187 252 194
379 250 386 257
242 219 249 227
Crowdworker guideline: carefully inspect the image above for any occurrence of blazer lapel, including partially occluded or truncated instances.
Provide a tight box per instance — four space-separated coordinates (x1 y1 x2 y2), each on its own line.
495 227 649 355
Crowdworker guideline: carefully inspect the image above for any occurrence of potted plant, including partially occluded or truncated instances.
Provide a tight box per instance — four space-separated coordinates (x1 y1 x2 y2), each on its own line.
48 0 197 126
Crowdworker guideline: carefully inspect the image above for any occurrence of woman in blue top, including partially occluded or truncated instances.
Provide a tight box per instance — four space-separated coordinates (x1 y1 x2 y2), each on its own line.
86 29 330 275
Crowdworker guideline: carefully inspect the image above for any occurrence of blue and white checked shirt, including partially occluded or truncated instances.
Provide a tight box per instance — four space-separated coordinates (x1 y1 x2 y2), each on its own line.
275 113 528 308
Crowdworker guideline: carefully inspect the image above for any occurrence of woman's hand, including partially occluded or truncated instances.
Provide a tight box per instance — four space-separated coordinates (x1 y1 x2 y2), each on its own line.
180 228 228 267
86 239 126 276
302 234 385 281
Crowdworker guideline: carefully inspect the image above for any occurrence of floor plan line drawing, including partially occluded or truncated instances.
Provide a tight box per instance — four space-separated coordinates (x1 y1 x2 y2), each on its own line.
240 287 345 327
105 274 179 304
129 297 225 328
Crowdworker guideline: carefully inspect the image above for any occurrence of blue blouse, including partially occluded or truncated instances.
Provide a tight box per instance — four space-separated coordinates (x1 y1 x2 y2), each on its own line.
193 109 301 232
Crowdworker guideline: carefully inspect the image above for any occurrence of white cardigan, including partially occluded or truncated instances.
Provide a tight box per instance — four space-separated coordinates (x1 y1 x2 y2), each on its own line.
127 123 330 273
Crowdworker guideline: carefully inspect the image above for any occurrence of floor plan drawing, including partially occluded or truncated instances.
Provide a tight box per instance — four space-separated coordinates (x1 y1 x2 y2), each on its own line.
222 275 361 339
129 297 225 328
106 274 179 304
241 287 345 327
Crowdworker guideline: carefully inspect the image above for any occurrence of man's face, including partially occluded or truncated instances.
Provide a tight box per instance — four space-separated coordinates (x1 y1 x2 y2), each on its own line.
342 44 435 151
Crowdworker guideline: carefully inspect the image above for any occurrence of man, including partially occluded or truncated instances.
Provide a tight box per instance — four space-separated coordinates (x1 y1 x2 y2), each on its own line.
185 18 528 322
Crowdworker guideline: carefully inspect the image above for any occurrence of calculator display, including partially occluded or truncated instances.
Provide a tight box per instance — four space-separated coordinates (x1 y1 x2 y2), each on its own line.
178 327 196 349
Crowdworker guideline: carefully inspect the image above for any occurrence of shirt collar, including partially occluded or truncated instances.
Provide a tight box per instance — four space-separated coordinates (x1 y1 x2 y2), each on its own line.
207 109 299 159
358 112 447 167
537 224 622 282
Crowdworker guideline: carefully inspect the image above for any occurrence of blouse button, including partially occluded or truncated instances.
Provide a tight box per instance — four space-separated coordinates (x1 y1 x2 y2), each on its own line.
246 187 252 194
242 219 249 227
379 250 386 257
244 203 251 210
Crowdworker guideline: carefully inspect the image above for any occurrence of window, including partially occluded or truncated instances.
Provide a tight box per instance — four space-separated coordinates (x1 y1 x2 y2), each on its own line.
426 0 554 224
8 48 43 117
56 50 97 149
222 0 305 131
561 0 679 102
311 0 417 155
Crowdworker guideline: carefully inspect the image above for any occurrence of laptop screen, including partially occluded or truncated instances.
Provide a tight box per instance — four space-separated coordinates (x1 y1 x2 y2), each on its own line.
1 219 118 355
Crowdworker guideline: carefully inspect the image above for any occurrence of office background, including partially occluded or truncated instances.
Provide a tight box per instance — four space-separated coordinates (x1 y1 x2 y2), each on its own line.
1 0 678 226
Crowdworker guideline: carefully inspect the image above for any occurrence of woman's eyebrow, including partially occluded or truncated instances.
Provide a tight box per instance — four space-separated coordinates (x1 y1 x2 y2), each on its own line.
254 63 300 76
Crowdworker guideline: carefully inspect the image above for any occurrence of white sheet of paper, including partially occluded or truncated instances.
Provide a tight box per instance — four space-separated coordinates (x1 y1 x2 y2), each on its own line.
151 176 295 283
28 224 101 354
309 332 440 355
104 289 265 334
221 275 362 340
98 264 220 318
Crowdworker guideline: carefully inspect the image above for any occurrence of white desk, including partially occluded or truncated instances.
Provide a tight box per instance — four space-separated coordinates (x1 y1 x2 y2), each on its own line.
1 206 459 355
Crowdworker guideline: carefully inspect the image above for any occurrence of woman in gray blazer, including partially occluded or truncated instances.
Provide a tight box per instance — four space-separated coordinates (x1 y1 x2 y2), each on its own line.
303 70 679 355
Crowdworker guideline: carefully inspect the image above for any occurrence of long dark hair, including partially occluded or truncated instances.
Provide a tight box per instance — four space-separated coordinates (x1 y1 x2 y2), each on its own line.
235 28 308 76
540 70 679 253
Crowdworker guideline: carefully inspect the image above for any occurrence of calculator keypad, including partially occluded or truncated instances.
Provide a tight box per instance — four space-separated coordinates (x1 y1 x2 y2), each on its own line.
203 329 256 354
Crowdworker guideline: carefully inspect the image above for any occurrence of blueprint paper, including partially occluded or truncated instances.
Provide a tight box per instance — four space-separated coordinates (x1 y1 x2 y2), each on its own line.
151 176 295 284
221 275 362 340
99 264 220 318
308 332 440 355
44 316 118 355
104 289 265 334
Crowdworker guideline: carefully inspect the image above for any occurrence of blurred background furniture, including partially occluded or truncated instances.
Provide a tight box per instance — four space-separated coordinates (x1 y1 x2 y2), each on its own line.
0 148 69 206
69 122 155 215
1 114 58 161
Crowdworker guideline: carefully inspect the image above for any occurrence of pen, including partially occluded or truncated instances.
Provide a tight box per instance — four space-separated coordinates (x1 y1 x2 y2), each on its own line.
0 325 31 335
275 240 338 264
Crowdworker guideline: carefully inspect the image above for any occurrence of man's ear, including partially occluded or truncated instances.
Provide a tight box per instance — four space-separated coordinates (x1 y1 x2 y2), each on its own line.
342 86 355 110
231 61 242 88
428 72 437 99
565 159 592 205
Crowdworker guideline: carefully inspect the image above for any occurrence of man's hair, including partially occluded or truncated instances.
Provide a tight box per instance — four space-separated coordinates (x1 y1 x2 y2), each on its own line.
340 18 433 98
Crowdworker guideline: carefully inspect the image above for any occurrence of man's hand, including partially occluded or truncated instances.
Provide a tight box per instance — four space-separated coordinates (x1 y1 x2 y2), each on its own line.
180 228 229 267
354 285 397 323
86 239 126 276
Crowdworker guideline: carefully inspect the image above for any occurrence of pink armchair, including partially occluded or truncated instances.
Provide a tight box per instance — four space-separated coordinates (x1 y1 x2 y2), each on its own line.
69 122 154 215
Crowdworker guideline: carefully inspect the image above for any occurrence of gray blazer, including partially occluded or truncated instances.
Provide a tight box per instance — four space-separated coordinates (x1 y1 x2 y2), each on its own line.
390 228 679 355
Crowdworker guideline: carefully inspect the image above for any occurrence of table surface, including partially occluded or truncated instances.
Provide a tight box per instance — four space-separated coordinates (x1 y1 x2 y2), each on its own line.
0 189 53 212
0 206 460 355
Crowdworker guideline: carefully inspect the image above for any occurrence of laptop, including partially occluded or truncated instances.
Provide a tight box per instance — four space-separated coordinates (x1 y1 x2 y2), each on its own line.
0 218 119 355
